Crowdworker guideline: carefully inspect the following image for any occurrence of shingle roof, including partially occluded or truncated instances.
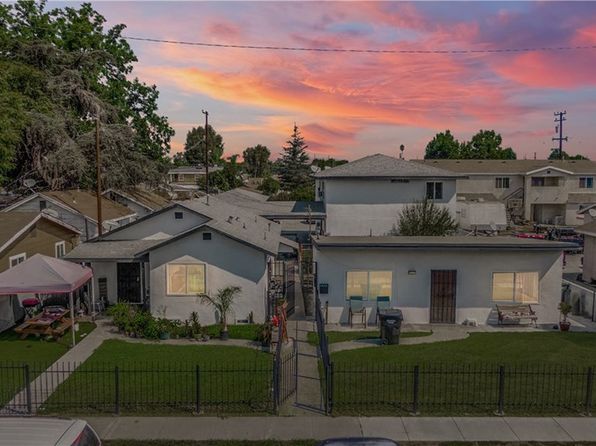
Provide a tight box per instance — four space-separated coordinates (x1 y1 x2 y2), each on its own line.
168 166 222 174
216 188 325 217
457 193 500 203
43 190 134 221
109 188 171 211
413 159 596 175
314 235 573 250
313 154 464 179
65 239 163 260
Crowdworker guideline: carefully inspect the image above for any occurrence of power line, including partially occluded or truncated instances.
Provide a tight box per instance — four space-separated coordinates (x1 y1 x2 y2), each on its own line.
124 35 596 55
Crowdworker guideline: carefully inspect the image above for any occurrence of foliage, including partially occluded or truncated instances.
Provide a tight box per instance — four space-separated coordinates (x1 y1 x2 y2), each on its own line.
189 311 201 338
243 144 271 177
0 1 173 188
558 301 573 322
424 129 516 160
258 175 280 196
183 124 224 166
311 157 348 170
278 125 312 193
549 150 589 160
393 198 458 236
108 302 135 331
199 286 242 334
256 322 273 346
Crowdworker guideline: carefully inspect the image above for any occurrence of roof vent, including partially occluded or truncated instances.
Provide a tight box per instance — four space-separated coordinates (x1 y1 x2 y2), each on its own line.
227 216 233 223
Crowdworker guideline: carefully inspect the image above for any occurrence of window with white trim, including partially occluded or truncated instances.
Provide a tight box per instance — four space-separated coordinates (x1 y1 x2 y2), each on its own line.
495 177 510 189
9 253 26 268
492 272 539 303
166 264 206 295
580 177 594 189
346 271 392 300
55 241 66 258
426 182 443 200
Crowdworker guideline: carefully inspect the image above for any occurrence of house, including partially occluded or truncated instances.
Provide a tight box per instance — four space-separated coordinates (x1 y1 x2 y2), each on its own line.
103 188 171 217
414 159 596 226
167 166 223 192
456 193 507 231
216 188 325 243
577 221 596 283
313 235 571 325
2 190 137 240
313 154 464 236
0 212 80 272
65 196 297 324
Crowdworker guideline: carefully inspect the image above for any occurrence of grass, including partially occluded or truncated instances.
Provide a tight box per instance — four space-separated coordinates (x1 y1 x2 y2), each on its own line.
307 330 432 346
329 332 596 416
41 339 272 415
204 324 259 341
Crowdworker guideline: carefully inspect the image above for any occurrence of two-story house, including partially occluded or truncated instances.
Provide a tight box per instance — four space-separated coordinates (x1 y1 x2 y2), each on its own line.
414 159 596 226
314 154 463 236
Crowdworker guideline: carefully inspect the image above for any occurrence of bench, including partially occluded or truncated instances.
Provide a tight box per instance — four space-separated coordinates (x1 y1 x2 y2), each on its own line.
496 304 537 326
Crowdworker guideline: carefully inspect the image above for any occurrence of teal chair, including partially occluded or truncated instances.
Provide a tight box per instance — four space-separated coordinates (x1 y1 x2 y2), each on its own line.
375 296 391 325
348 296 366 328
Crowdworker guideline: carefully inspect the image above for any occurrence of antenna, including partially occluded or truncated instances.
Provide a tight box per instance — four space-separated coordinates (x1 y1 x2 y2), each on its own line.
399 144 405 160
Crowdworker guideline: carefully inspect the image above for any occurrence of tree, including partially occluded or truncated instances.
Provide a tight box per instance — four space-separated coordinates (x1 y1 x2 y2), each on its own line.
243 144 270 177
172 152 187 167
460 130 516 160
278 124 312 192
392 198 458 236
199 286 242 339
183 125 224 166
259 175 280 195
311 157 348 170
424 130 461 159
548 151 589 160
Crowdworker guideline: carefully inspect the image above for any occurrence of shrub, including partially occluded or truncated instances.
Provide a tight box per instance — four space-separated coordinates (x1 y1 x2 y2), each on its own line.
108 303 134 331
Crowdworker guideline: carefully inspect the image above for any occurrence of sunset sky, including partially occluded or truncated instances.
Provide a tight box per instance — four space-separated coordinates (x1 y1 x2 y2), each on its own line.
59 1 596 160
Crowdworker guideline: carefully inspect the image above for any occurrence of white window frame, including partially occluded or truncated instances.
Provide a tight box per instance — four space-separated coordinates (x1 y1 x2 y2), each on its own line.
580 177 594 189
426 182 443 200
166 263 206 296
495 177 510 189
9 253 26 268
345 270 393 301
55 241 66 258
491 271 539 304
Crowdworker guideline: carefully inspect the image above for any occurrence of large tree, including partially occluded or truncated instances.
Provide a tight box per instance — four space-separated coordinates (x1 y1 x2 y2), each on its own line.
242 144 270 177
392 199 458 236
0 1 174 188
424 129 516 160
183 125 224 166
424 130 461 159
548 150 589 160
278 125 311 192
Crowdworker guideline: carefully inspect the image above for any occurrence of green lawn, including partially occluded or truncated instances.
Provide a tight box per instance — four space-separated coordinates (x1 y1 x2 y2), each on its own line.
329 332 596 416
41 339 272 415
204 324 259 341
307 330 432 346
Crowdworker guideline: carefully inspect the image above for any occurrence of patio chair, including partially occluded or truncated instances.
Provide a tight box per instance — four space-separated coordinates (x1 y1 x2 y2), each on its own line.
375 296 391 325
348 296 367 328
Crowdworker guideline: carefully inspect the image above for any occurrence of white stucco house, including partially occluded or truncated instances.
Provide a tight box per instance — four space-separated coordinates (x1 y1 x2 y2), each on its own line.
313 235 572 325
65 196 297 325
314 154 464 236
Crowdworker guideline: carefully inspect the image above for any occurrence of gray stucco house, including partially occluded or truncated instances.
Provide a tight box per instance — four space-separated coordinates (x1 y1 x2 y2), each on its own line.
314 235 571 325
66 197 297 325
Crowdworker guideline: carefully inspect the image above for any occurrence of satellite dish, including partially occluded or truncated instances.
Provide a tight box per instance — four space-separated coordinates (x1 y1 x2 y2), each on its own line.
23 179 36 188
589 209 596 217
43 208 60 218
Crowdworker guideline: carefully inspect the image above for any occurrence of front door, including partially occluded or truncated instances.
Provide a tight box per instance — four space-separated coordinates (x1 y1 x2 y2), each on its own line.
430 270 457 323
117 262 142 304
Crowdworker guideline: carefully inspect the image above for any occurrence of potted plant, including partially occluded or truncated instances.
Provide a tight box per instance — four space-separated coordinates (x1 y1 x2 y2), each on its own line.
200 326 210 342
256 321 273 350
158 318 171 340
199 286 241 340
189 311 202 340
559 301 572 331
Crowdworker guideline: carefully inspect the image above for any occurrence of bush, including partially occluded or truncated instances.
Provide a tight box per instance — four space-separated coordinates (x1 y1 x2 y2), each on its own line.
108 303 134 331
259 176 280 195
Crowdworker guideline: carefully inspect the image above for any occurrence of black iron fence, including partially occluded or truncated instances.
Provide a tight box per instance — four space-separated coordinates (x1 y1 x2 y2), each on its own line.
272 322 297 410
314 289 333 414
332 362 596 416
1 360 274 415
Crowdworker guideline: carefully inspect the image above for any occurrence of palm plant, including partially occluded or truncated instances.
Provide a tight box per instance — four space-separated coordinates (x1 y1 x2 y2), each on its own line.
199 286 241 339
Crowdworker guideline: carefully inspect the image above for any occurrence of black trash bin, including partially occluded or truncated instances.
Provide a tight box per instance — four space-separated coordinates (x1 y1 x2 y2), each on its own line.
378 309 403 345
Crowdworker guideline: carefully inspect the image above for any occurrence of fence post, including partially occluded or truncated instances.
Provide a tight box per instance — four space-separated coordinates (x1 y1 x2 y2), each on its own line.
114 366 120 415
327 362 334 415
412 365 420 415
195 365 201 414
273 356 279 413
24 364 32 414
585 367 594 416
496 365 505 416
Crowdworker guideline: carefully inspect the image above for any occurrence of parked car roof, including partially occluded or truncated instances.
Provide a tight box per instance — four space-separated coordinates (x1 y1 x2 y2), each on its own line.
0 417 97 446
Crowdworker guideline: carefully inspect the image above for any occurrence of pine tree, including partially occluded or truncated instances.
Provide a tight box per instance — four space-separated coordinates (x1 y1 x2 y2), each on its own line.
279 124 311 192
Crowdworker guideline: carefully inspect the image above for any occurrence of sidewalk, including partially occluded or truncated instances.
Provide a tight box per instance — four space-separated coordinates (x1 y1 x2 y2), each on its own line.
85 416 596 442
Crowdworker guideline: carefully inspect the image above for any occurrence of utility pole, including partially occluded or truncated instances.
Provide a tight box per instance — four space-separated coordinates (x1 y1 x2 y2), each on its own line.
552 111 568 160
202 110 209 202
95 117 103 236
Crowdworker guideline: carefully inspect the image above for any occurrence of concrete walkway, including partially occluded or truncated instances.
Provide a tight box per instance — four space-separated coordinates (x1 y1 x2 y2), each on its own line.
85 416 596 442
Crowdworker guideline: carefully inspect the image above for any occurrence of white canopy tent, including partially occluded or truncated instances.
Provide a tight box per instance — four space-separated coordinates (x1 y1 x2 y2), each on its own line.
0 254 93 346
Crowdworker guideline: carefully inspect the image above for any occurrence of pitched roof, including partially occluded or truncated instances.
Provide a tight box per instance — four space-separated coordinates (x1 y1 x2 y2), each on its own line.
313 235 573 250
413 159 596 175
43 190 134 221
314 154 464 179
107 188 171 211
168 166 222 174
65 239 163 261
216 188 325 218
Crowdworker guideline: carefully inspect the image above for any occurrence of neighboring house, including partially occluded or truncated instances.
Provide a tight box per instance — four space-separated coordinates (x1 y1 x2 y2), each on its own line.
167 166 223 192
456 193 507 231
216 188 325 243
414 159 596 226
313 154 463 236
103 188 171 217
65 196 297 324
0 212 80 272
2 190 137 240
577 221 596 283
313 235 571 325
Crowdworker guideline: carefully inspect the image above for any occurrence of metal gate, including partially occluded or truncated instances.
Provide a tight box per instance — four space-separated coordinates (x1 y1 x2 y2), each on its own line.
273 329 297 411
430 270 457 323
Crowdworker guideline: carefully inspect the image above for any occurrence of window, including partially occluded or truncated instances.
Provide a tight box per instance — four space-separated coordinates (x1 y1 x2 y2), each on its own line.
492 272 539 303
166 264 205 295
531 177 559 187
426 182 443 200
580 177 594 189
202 232 212 240
346 271 392 300
9 253 26 268
55 241 66 258
495 177 510 189
39 200 47 211
174 211 183 220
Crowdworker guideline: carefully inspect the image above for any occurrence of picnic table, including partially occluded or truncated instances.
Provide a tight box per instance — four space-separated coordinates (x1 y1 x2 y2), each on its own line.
14 307 72 340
